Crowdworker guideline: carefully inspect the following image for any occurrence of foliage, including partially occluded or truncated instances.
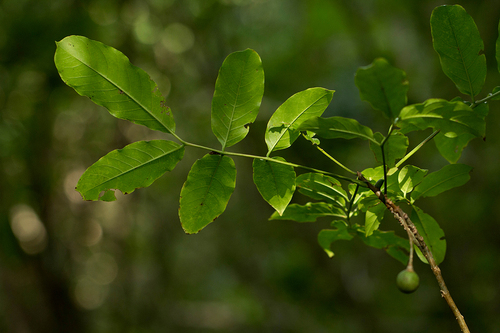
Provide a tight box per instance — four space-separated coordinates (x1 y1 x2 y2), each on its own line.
54 4 500 329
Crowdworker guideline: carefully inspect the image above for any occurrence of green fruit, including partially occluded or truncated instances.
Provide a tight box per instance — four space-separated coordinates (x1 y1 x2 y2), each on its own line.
396 268 420 293
374 178 384 190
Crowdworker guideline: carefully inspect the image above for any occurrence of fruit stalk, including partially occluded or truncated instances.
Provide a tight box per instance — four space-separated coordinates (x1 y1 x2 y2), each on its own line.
357 172 470 333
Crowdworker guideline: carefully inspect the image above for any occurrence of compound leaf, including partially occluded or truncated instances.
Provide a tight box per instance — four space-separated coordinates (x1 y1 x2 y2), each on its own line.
252 157 295 215
211 49 264 150
411 163 472 200
431 5 486 97
298 116 377 144
411 206 446 265
270 202 346 222
55 35 175 133
77 140 184 201
179 154 236 234
266 88 334 154
355 58 408 120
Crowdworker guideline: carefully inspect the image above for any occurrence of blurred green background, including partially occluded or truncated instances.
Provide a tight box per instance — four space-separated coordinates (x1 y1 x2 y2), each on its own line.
1 0 500 332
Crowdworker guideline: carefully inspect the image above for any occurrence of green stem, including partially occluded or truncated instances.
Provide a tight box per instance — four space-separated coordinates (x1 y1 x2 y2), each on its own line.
380 125 394 195
472 89 500 107
395 130 440 168
346 184 359 223
381 144 388 195
180 140 367 187
315 146 356 175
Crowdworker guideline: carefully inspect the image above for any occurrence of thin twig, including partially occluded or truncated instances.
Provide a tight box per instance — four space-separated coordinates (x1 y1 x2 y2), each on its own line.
357 172 470 333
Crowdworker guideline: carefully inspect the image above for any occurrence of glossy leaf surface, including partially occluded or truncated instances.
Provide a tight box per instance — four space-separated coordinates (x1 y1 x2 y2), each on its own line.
411 206 446 265
365 203 386 237
296 173 347 208
355 58 408 120
431 5 486 97
398 165 428 196
55 36 175 133
179 154 236 234
411 163 472 200
252 157 295 215
270 202 346 222
298 116 377 144
77 140 184 201
265 88 334 154
211 49 264 150
398 99 485 163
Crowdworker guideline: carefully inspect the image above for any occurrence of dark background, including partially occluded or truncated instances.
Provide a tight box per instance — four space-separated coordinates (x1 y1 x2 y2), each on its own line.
1 0 500 332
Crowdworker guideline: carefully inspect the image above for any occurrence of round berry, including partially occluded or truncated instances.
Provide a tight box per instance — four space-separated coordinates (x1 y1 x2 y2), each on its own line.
396 268 420 293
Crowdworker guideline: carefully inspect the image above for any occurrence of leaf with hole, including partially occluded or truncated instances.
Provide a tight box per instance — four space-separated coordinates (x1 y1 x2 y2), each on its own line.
397 99 485 163
265 88 334 154
179 154 236 234
211 49 264 150
76 140 184 201
55 35 175 133
298 116 377 144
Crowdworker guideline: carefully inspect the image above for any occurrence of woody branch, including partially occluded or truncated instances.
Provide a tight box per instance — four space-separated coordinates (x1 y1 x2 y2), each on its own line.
357 172 470 333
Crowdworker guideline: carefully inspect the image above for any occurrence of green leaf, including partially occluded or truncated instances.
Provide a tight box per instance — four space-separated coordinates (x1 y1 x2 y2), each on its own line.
398 99 485 163
265 88 334 154
296 173 348 208
411 206 446 265
211 49 265 150
179 154 236 234
430 5 486 97
298 116 378 144
318 221 354 258
270 202 346 222
411 164 472 201
55 36 175 133
318 222 409 263
365 203 386 237
360 166 399 191
353 226 410 265
76 140 184 201
490 86 500 100
369 132 409 168
303 131 320 145
252 157 296 215
355 58 409 120
398 165 428 196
